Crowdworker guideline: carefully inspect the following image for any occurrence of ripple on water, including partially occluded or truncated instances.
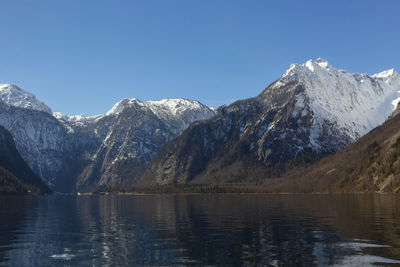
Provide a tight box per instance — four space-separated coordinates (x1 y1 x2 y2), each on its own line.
0 194 399 266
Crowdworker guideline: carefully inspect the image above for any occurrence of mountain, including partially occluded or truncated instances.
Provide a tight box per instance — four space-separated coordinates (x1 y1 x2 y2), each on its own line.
262 109 400 193
1 59 399 192
0 86 67 190
0 84 215 192
140 59 400 185
0 125 51 195
0 84 52 114
0 102 72 189
58 98 215 192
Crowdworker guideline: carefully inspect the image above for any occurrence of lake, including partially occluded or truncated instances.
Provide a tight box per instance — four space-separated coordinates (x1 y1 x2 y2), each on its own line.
0 194 400 266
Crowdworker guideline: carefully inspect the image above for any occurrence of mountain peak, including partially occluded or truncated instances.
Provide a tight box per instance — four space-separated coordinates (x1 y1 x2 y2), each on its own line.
144 98 211 121
315 58 329 68
304 58 330 72
105 98 142 115
277 59 400 140
372 68 398 79
0 84 52 114
283 58 331 77
146 98 205 110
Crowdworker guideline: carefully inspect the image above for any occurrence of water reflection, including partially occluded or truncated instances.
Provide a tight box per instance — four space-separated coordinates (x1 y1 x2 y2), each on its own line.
0 194 399 266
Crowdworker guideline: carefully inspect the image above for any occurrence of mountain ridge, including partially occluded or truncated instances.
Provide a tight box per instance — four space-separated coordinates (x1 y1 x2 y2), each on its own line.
0 84 215 192
139 59 400 186
1 59 399 192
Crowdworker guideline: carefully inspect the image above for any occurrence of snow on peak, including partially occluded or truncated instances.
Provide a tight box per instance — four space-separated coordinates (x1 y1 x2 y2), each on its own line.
145 98 209 116
105 97 214 118
105 98 143 115
0 84 52 114
101 97 215 134
305 60 315 72
372 68 398 79
315 58 329 68
144 98 215 132
278 58 400 142
283 58 331 77
53 112 102 122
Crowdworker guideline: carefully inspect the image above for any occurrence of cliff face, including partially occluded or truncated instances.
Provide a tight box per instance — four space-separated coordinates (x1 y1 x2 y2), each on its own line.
0 84 215 192
0 125 51 195
1 58 400 192
0 103 71 189
140 59 400 186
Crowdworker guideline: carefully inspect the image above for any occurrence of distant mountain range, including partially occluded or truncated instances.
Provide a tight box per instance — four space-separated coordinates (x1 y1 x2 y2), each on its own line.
0 84 215 192
1 59 399 193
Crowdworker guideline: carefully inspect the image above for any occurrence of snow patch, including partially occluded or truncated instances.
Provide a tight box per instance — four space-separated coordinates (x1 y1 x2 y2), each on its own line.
305 60 315 72
391 91 400 111
372 68 396 79
279 59 400 144
315 58 329 68
53 112 103 122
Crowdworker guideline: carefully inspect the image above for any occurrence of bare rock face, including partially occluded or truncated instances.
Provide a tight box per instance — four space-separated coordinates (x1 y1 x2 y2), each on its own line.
141 59 400 185
0 125 51 195
60 98 215 192
1 58 399 191
0 103 71 189
0 84 215 192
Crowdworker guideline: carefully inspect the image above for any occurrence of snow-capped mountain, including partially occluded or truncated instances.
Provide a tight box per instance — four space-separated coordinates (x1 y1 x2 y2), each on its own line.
105 97 214 134
64 97 215 191
278 58 400 142
0 84 215 192
0 84 52 114
141 59 400 185
0 101 77 189
1 59 399 190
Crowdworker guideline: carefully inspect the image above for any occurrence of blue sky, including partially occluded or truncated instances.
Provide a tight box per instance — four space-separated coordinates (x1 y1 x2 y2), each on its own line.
0 0 399 115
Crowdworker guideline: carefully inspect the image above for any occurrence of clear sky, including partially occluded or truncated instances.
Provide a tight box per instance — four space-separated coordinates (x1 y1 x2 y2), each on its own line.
0 0 399 115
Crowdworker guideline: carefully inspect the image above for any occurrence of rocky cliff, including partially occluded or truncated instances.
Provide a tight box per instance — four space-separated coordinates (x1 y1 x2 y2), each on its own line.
0 84 215 192
141 59 400 185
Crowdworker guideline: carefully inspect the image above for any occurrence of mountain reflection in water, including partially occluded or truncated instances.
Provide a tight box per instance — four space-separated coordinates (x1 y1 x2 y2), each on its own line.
0 194 400 266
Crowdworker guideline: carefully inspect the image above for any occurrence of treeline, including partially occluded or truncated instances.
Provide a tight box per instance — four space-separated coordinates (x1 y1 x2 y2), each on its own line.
95 183 271 194
340 136 400 192
0 166 35 195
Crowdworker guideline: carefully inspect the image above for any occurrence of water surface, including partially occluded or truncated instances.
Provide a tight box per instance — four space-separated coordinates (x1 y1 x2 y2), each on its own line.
0 194 400 266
